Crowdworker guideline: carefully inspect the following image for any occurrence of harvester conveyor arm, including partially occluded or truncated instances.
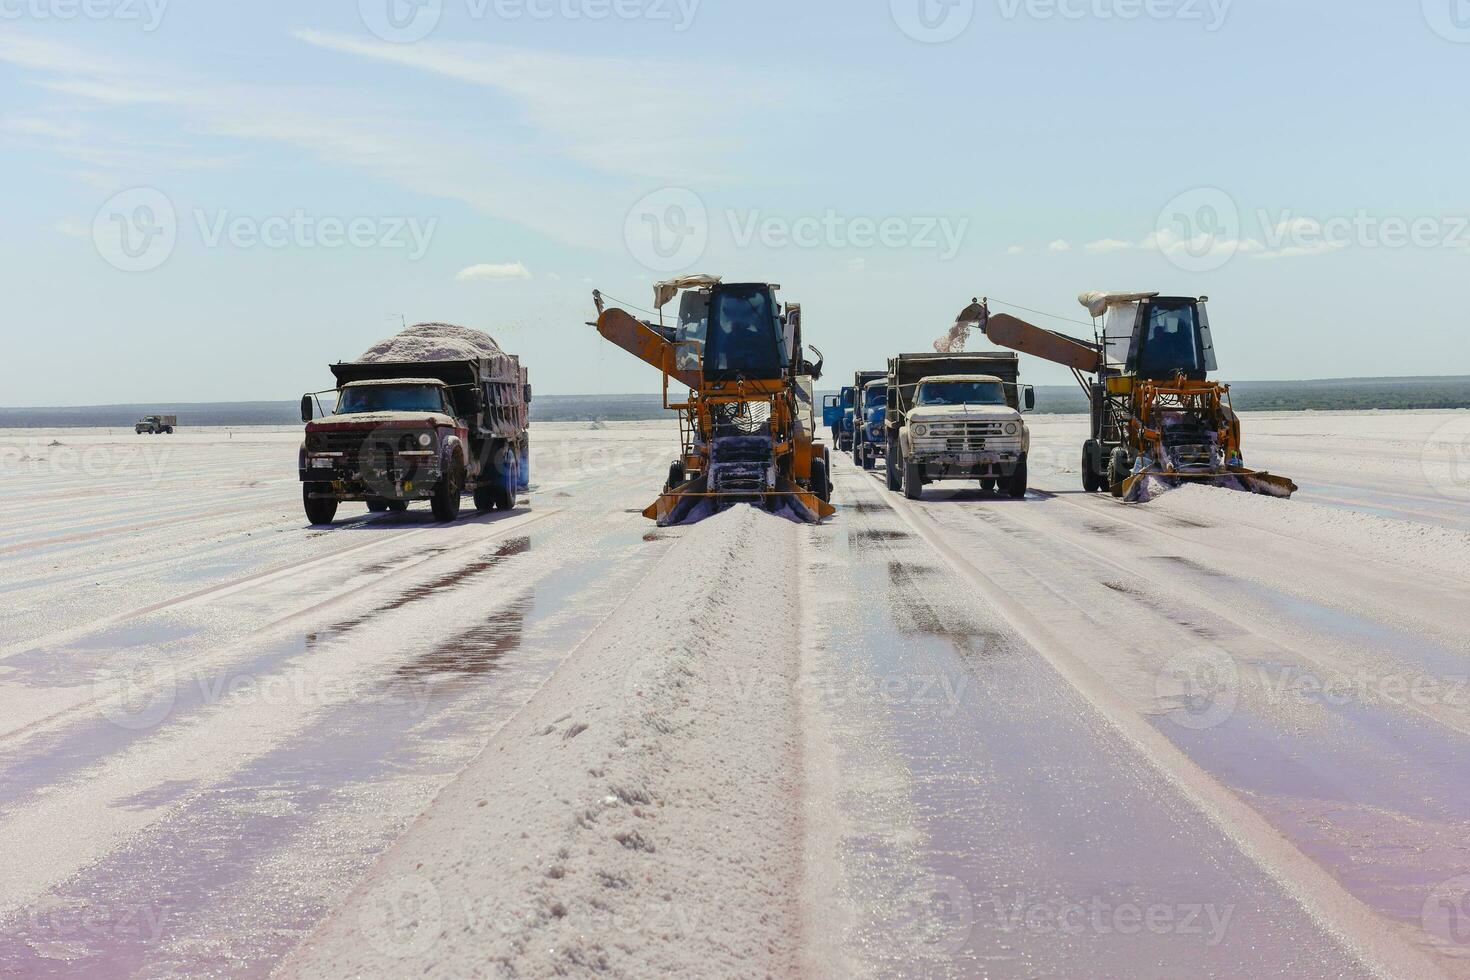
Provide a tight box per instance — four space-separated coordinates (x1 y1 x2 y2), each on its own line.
594 307 702 390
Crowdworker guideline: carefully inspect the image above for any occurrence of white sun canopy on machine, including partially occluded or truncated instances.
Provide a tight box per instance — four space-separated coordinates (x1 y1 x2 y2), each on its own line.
1079 292 1159 368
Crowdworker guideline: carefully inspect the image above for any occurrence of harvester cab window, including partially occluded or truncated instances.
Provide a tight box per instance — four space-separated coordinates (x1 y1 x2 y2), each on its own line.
1133 301 1205 380
337 384 448 415
916 381 1007 406
704 285 786 381
675 290 709 372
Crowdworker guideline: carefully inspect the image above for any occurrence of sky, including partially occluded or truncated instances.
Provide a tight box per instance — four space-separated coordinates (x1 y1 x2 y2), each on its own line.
1 0 1467 405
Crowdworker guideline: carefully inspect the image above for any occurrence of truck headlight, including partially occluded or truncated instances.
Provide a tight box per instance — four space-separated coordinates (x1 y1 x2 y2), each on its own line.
418 433 432 447
1005 422 1018 435
914 424 928 437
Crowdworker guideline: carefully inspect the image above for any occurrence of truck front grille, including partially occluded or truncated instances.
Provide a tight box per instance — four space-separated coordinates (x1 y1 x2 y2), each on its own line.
924 421 1007 452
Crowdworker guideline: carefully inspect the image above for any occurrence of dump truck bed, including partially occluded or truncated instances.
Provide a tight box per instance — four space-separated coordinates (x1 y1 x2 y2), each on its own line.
889 352 1022 412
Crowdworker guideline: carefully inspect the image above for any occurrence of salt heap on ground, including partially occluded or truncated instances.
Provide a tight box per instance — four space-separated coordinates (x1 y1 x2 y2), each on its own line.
356 323 503 363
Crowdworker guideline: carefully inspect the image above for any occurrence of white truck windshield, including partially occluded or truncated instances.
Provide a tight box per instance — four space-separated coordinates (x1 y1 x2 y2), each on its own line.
915 381 1007 406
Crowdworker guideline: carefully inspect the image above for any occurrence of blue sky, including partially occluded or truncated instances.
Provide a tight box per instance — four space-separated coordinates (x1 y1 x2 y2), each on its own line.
1 0 1466 405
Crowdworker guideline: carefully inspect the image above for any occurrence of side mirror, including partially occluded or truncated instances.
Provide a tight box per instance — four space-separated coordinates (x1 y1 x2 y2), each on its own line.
300 395 314 423
523 384 533 405
886 388 897 412
1024 386 1036 412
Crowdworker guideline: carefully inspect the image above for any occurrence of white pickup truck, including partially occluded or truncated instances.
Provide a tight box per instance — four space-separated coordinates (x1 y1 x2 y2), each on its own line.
885 353 1035 501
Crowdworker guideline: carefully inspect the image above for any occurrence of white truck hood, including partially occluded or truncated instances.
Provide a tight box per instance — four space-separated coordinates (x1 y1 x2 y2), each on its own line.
908 403 1021 424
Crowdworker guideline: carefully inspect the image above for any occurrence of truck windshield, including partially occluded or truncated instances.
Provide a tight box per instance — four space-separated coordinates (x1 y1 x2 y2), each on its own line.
864 387 887 409
337 384 446 415
916 381 1006 406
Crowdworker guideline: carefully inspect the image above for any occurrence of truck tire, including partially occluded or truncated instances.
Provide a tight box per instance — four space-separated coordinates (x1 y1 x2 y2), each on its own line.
491 447 518 511
886 441 902 491
474 485 498 512
903 458 924 501
387 501 409 513
1082 442 1102 493
1108 448 1130 499
852 440 862 467
432 450 465 522
863 452 876 471
980 478 996 492
1007 456 1029 499
163 427 173 434
303 484 338 525
367 499 389 513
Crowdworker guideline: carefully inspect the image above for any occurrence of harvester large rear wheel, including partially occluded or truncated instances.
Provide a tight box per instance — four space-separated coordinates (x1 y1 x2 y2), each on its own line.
1082 442 1102 493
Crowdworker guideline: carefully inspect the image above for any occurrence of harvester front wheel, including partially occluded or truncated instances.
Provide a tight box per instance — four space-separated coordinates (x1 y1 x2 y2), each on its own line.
811 457 831 503
1108 448 1130 499
886 441 902 491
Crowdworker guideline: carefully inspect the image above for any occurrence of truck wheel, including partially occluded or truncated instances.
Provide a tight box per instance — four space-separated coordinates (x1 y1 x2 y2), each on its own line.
474 485 498 512
491 447 518 511
903 458 924 501
163 427 173 434
1108 448 1130 499
886 441 902 491
387 501 409 513
980 478 996 492
1007 456 1029 499
303 485 338 525
1082 442 1102 493
811 457 831 503
863 451 876 471
431 452 465 522
367 499 389 513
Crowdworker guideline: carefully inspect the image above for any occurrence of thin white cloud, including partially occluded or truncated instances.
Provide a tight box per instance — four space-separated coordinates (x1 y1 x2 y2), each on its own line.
456 262 532 282
1048 240 1072 252
1085 238 1132 253
1005 245 1025 255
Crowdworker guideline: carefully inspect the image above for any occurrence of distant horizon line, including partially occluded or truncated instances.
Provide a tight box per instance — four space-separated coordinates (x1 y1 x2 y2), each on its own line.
5 374 1470 411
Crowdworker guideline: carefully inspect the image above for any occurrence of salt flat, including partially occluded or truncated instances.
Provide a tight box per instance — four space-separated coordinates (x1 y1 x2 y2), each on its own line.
1 413 1468 978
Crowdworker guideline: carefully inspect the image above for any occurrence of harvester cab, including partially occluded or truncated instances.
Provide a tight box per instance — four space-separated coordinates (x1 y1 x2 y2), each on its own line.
956 293 1296 502
590 278 835 526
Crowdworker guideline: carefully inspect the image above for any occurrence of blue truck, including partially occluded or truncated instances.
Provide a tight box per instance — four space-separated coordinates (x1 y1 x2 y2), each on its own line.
821 387 858 452
852 376 888 470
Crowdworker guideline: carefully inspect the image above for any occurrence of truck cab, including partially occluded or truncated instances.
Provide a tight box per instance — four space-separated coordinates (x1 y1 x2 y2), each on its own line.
887 356 1035 501
135 415 175 435
853 379 888 470
821 388 856 449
